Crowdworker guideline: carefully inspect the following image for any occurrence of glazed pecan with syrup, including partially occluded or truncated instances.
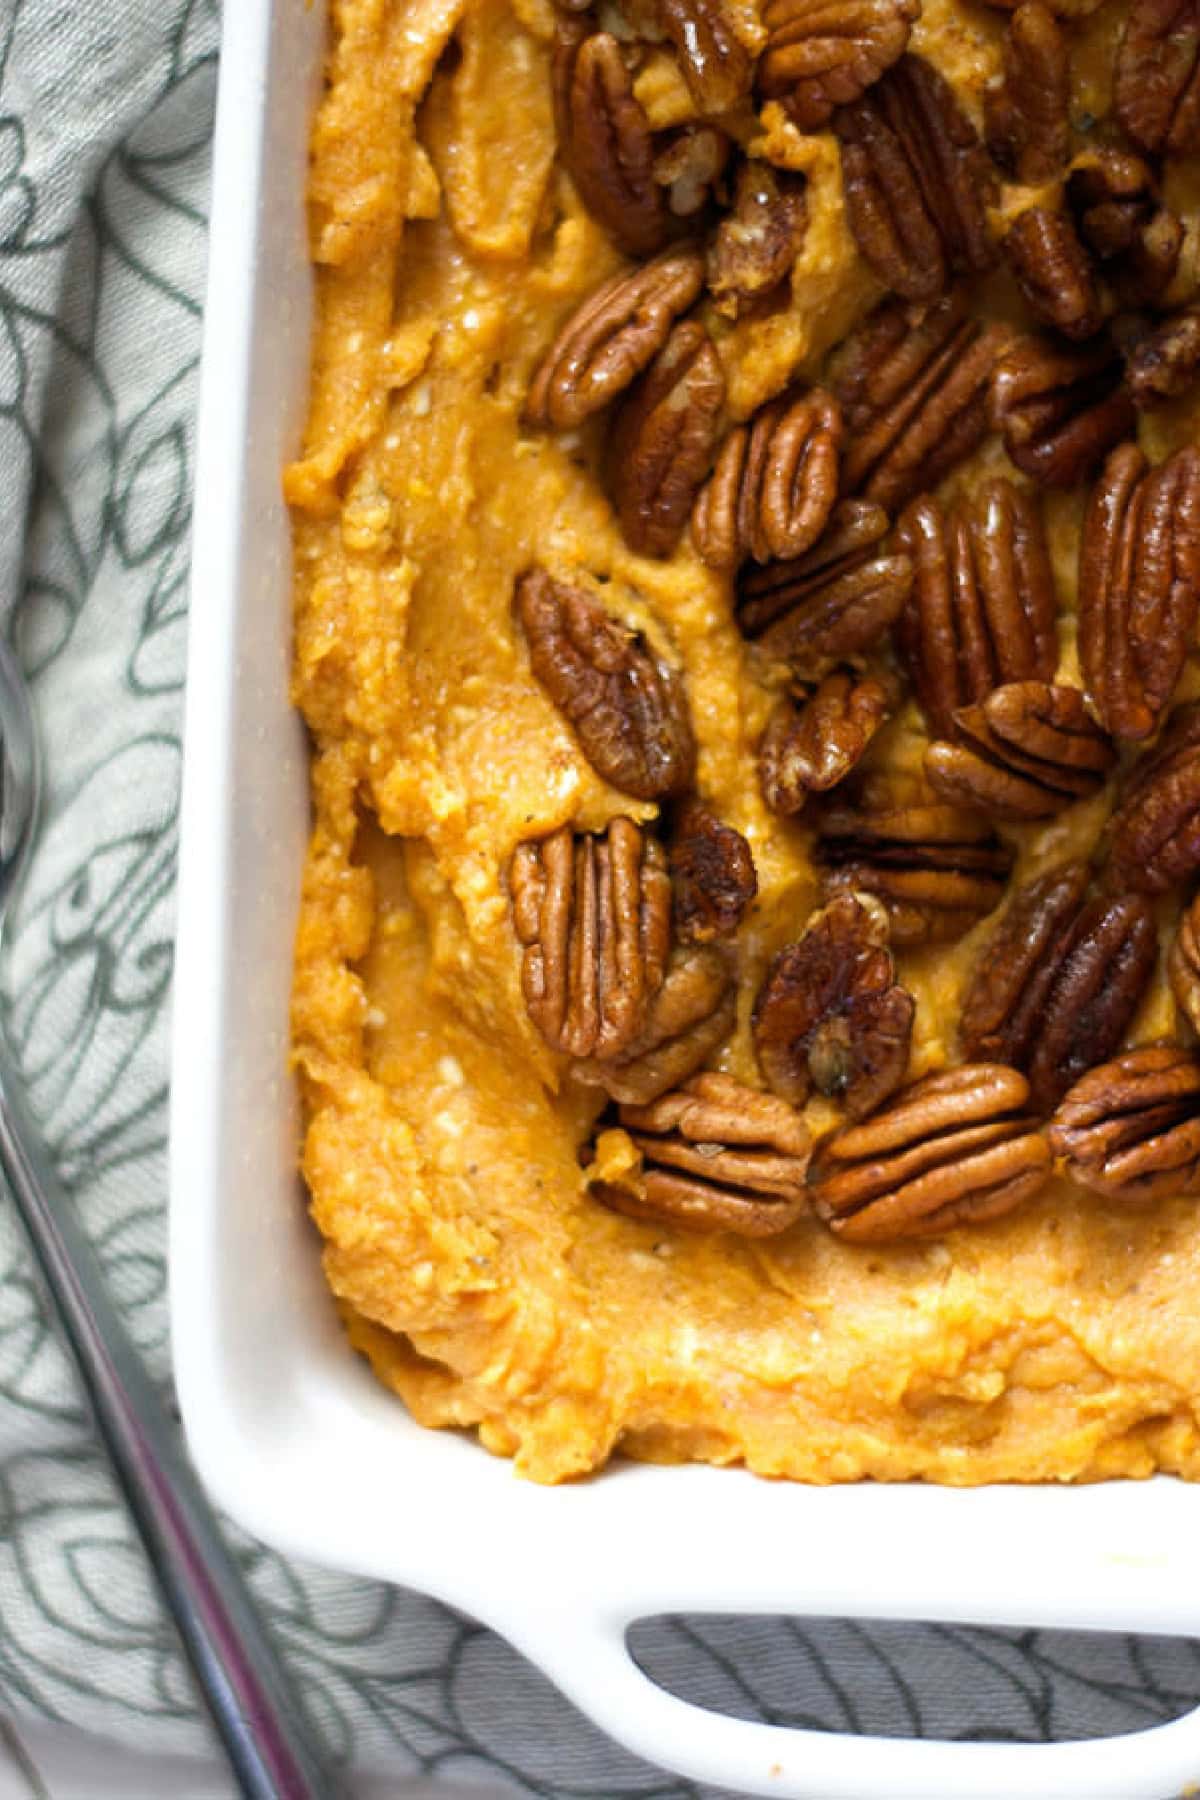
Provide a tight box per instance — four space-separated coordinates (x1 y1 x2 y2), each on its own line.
1114 0 1200 157
835 296 1012 514
571 942 736 1103
510 818 671 1061
525 244 704 431
984 2 1069 184
590 1071 812 1235
707 162 809 319
759 668 891 815
1050 1047 1200 1204
833 55 997 303
656 0 754 114
1066 151 1182 308
961 865 1157 1110
1170 890 1200 1034
816 782 1012 944
989 334 1135 488
1002 208 1104 342
758 0 919 129
552 25 666 258
668 800 758 942
752 893 914 1116
1078 443 1200 741
608 320 726 557
1107 704 1200 893
737 500 913 664
894 480 1058 739
692 387 842 572
1126 308 1200 409
515 569 696 799
924 681 1114 821
811 1065 1051 1242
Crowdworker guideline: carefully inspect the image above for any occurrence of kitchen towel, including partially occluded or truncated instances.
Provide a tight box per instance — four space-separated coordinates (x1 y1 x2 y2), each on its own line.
2 0 1200 1793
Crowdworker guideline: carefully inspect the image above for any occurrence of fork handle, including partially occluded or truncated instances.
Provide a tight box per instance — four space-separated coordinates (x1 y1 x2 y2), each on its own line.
0 1043 338 1799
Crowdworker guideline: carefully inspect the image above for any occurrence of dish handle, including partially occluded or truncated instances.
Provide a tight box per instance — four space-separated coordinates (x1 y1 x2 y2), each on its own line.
525 1606 1200 1800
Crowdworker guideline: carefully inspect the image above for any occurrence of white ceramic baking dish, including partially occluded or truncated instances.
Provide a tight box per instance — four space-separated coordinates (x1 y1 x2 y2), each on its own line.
170 3 1200 1794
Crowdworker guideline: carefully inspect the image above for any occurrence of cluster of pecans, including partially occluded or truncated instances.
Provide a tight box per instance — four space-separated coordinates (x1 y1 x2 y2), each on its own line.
505 0 1200 1245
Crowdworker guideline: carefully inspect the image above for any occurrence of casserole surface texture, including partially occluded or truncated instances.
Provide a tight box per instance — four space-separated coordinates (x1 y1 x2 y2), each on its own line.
287 0 1200 1484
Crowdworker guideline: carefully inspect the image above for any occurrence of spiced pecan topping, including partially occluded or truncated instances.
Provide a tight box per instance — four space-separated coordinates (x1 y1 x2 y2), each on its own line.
591 1071 812 1235
984 2 1069 184
836 296 1012 515
692 387 842 572
1078 443 1200 742
653 125 732 219
515 569 696 799
1066 151 1182 308
961 861 1090 1066
571 943 736 1102
833 55 998 304
925 681 1114 821
816 783 1012 944
526 244 705 431
752 893 914 1116
894 481 1058 738
759 668 891 815
1002 208 1104 343
811 1065 1051 1242
656 0 754 114
1126 307 1200 409
608 320 726 558
989 334 1135 488
736 500 913 664
510 819 671 1060
1050 1046 1200 1204
669 800 758 942
1108 704 1200 893
552 26 667 258
1115 0 1200 157
1170 892 1200 1034
758 0 919 129
706 161 809 319
1023 893 1157 1110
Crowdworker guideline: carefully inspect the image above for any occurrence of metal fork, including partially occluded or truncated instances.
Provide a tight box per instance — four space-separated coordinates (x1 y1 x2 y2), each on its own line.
0 631 337 1799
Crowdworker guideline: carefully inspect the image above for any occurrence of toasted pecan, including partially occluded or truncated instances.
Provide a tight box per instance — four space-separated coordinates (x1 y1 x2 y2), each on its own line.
1050 1046 1200 1204
669 800 758 942
759 669 891 815
759 0 919 129
553 25 667 257
925 681 1114 821
707 161 809 319
1115 0 1200 157
812 1065 1051 1241
692 387 842 572
609 320 726 558
984 2 1070 184
989 334 1135 489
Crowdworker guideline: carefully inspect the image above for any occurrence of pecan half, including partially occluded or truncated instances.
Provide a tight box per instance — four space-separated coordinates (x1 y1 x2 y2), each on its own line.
510 819 671 1060
1066 151 1182 308
811 1065 1051 1241
736 499 913 663
984 2 1070 184
656 0 754 114
834 55 998 304
653 125 733 219
752 893 914 1116
515 569 696 799
836 297 1012 515
668 800 757 941
817 785 1013 944
1024 893 1157 1110
1002 208 1104 343
1108 703 1200 893
1170 891 1200 1033
894 481 1058 739
925 681 1114 820
1078 443 1200 741
706 161 809 319
553 26 667 258
571 943 736 1102
1050 1046 1200 1204
759 0 919 129
591 1071 812 1235
692 388 842 574
961 861 1090 1066
759 668 891 815
1115 0 1200 157
526 244 705 431
1126 307 1200 409
609 320 726 558
989 334 1136 488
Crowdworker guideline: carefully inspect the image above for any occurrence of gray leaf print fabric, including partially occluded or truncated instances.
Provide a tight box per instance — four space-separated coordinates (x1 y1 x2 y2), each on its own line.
1 2 1200 1795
